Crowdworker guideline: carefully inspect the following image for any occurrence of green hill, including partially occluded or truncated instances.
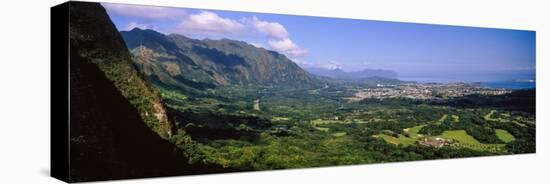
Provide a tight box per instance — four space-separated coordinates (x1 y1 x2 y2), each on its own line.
120 28 319 92
69 5 173 137
67 2 227 181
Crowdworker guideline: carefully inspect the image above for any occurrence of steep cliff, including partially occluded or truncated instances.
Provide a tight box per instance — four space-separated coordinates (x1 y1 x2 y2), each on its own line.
67 2 225 182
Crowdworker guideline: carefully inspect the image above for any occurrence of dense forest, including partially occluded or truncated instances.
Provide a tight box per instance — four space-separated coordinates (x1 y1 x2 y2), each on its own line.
160 83 535 169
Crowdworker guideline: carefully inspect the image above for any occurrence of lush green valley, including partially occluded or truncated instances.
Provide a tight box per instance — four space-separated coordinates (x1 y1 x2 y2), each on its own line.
114 27 535 171
158 81 535 169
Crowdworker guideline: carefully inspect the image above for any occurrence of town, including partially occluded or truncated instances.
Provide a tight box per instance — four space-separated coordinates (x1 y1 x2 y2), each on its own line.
346 82 511 101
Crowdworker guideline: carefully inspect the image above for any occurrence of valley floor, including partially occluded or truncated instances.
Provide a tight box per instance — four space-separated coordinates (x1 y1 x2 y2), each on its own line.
160 84 535 170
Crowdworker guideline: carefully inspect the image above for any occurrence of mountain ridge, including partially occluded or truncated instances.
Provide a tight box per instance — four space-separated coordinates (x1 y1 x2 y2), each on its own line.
120 28 319 91
305 67 398 80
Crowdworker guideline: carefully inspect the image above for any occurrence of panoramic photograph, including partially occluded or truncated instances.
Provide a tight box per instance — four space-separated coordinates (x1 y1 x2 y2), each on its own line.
64 2 535 182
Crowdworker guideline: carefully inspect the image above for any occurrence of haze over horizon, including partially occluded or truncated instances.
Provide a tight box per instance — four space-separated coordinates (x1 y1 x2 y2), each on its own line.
103 3 536 83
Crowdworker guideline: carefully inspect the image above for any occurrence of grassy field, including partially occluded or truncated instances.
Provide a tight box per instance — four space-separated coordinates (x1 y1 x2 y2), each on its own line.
375 134 416 146
495 129 516 143
332 132 347 137
378 115 451 146
438 130 505 152
377 123 429 146
377 128 508 152
311 118 367 133
311 118 366 125
311 119 344 125
272 117 290 121
404 125 426 138
451 115 460 122
484 110 496 121
484 110 527 127
440 130 480 145
434 114 448 125
314 127 329 132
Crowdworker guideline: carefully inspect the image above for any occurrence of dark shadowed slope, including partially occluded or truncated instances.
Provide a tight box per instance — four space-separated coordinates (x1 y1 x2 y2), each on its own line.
68 2 225 182
69 2 174 138
70 48 191 181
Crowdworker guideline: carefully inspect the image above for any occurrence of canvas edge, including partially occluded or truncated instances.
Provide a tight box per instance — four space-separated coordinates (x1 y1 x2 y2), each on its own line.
51 1 71 183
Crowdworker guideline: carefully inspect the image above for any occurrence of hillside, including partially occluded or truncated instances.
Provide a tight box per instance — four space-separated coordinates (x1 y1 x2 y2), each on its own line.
69 4 173 138
120 28 318 92
67 2 224 181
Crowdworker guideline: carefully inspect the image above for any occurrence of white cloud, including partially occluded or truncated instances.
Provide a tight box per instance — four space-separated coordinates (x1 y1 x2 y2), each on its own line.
104 3 309 59
250 17 289 39
268 38 308 58
321 61 343 70
248 17 307 58
124 22 156 31
175 11 245 36
102 3 186 21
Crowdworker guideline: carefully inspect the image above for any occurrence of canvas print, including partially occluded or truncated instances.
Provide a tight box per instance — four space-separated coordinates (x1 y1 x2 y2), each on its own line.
52 1 535 182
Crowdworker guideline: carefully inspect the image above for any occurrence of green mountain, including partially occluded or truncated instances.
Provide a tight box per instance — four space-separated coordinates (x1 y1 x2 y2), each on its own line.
120 28 318 92
67 2 226 181
69 7 173 138
305 67 398 80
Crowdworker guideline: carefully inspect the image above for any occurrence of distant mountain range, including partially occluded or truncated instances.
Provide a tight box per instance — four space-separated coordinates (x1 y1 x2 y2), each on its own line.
120 28 318 91
119 28 402 92
304 67 398 80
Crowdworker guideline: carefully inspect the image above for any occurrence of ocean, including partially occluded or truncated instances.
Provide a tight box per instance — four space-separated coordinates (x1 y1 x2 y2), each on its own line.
398 77 536 90
480 81 536 90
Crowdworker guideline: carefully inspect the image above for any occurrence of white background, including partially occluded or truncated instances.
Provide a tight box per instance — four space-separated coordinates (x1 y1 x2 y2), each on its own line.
0 0 548 183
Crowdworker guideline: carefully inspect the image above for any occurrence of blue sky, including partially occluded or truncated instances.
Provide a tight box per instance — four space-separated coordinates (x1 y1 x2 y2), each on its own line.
103 3 535 82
